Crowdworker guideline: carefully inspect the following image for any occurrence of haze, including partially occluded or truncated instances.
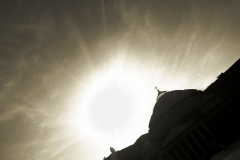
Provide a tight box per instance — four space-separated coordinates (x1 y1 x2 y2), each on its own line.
0 0 239 160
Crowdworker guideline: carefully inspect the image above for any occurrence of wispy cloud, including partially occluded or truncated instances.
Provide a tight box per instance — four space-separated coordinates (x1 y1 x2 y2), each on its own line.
0 1 239 160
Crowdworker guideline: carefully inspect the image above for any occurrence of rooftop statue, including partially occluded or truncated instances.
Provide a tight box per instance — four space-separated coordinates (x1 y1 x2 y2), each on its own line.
154 86 167 101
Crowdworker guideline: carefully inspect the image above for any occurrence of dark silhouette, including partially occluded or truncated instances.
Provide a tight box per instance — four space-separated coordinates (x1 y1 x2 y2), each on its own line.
103 59 240 160
154 86 167 101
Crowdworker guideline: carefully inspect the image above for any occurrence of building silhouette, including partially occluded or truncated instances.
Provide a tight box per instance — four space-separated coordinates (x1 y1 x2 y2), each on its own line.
104 59 240 160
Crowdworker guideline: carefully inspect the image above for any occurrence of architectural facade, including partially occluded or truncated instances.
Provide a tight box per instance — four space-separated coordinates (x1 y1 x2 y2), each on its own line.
104 59 240 160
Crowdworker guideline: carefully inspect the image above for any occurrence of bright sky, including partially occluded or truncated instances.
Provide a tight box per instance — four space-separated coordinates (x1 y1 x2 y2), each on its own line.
0 0 240 160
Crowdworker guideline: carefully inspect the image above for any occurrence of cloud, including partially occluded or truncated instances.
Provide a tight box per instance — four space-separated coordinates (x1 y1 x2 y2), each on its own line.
0 1 239 160
0 102 81 160
0 106 25 123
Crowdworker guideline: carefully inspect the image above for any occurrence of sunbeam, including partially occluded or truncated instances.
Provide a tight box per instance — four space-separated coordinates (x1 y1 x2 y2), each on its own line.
1 1 239 160
68 53 157 149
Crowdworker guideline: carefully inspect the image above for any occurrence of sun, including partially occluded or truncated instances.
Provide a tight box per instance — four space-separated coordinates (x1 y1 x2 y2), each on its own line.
86 81 135 131
68 55 157 149
78 66 142 135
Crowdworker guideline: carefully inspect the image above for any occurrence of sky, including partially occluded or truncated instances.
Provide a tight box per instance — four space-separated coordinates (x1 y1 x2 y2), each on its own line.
0 0 239 160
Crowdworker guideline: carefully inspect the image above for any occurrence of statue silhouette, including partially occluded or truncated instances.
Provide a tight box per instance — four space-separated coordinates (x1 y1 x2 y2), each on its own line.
155 86 167 101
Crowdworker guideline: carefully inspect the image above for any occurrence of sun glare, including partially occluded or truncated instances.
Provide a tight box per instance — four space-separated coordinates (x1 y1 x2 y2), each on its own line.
68 55 156 149
87 82 135 131
67 53 214 152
